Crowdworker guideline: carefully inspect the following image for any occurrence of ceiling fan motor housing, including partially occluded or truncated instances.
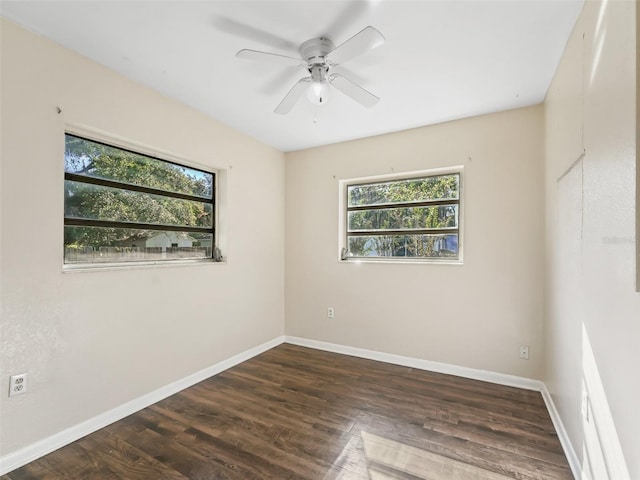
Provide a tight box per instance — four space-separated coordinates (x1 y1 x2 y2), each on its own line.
300 37 335 66
244 27 384 114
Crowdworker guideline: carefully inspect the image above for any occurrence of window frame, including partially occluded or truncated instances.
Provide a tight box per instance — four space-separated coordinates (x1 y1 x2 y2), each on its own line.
338 166 464 264
63 127 218 270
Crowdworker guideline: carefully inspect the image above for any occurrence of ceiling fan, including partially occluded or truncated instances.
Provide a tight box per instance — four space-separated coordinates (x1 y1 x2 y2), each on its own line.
236 26 385 114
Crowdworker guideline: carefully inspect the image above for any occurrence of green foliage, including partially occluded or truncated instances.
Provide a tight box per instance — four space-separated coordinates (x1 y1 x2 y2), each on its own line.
347 174 459 258
64 135 213 250
348 175 458 207
65 135 212 197
348 205 457 231
347 234 458 258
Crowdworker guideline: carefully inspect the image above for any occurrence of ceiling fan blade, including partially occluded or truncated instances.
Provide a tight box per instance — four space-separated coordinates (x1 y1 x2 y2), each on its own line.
330 65 368 88
260 68 302 95
275 78 311 114
330 74 380 108
327 26 385 65
325 1 371 41
236 49 302 66
215 16 298 51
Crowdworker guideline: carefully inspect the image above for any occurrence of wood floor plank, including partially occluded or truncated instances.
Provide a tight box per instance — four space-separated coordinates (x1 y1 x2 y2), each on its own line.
75 430 188 480
351 410 570 480
2 344 572 480
362 430 516 480
421 415 567 464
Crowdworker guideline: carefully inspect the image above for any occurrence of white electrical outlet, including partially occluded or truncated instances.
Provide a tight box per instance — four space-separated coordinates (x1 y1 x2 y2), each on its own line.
9 373 28 397
519 345 529 360
327 307 334 318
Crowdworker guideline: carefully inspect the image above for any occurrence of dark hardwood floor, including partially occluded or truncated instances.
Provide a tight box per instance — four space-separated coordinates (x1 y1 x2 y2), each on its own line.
3 344 572 479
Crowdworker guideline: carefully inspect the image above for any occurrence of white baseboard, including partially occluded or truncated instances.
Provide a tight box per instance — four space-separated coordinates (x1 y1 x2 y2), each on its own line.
1 334 582 480
540 384 582 479
286 336 581 479
0 335 285 476
284 336 543 391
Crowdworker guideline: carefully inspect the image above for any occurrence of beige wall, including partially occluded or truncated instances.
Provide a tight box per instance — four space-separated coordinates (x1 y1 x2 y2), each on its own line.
0 19 285 455
285 105 545 379
2 2 637 475
544 0 638 477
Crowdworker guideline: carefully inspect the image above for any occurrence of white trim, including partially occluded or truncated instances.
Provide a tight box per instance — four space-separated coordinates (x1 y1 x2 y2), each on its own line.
1 335 582 479
286 336 581 479
337 165 465 264
0 336 285 476
62 125 225 271
338 258 464 266
65 122 222 173
341 165 465 185
62 258 225 273
288 337 587 479
540 383 582 479
284 336 541 391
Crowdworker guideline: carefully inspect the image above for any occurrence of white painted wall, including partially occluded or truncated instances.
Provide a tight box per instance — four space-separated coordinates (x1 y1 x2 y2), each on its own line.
0 19 285 455
285 105 545 379
544 0 638 477
2 2 637 476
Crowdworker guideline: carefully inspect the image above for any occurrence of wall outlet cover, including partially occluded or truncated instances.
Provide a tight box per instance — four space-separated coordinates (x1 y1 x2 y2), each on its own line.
9 373 28 397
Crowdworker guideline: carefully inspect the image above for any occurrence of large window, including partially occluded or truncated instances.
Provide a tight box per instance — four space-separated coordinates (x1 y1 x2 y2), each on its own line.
342 169 462 261
64 133 215 265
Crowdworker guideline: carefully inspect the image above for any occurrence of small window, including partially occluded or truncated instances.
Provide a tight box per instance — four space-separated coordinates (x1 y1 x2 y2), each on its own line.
64 133 215 266
341 169 462 261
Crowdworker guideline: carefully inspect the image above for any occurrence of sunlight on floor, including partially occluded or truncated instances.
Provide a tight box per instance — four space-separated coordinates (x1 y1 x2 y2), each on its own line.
361 431 513 480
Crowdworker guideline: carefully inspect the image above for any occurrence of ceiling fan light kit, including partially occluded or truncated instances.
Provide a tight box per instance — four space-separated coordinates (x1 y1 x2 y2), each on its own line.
307 64 331 105
236 26 385 114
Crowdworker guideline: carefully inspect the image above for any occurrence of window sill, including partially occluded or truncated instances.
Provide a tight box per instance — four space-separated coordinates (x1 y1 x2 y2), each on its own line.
339 258 463 266
62 258 225 273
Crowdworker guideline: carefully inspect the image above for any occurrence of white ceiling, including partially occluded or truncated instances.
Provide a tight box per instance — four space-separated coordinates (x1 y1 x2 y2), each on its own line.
1 0 583 152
